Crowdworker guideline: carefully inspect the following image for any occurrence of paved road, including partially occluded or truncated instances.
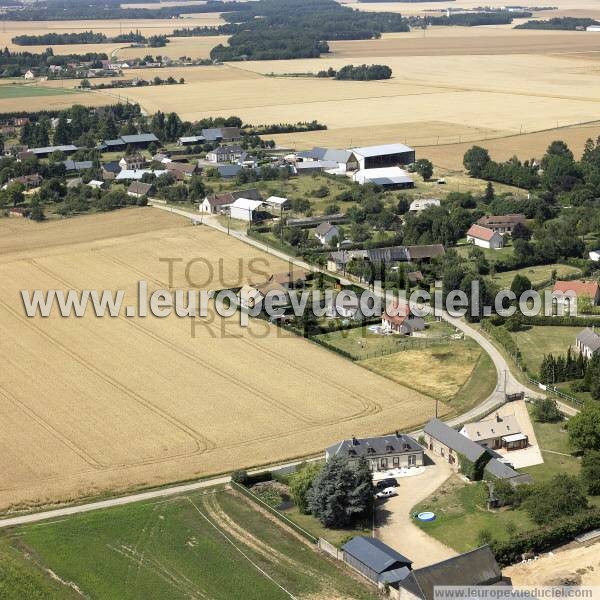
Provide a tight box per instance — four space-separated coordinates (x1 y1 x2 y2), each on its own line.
0 205 574 529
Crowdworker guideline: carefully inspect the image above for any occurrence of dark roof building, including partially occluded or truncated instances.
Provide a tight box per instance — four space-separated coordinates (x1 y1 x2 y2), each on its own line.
29 144 78 158
484 458 533 485
342 537 412 584
217 164 243 178
201 127 241 142
396 546 502 600
127 181 153 197
406 244 446 261
424 418 491 463
64 159 93 172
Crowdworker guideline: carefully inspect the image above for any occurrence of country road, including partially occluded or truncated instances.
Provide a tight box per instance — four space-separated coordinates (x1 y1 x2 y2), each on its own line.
0 203 576 530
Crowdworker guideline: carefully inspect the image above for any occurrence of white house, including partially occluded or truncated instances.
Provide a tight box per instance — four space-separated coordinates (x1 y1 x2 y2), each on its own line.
466 224 504 249
382 299 425 335
409 198 440 212
230 197 263 222
314 222 339 246
576 327 600 358
206 145 243 163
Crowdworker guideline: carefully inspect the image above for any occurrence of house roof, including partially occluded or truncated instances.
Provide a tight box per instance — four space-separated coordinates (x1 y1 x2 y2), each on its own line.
231 197 262 211
477 214 526 227
351 143 414 158
406 244 445 261
30 144 77 155
342 537 412 574
64 160 93 171
382 299 413 327
326 433 422 461
356 167 413 186
205 188 262 207
424 419 489 463
467 224 498 242
116 169 167 181
314 221 338 236
397 546 501 600
102 161 121 173
298 147 352 163
166 161 196 174
178 135 205 144
120 133 159 144
379 567 412 585
553 280 600 298
462 414 521 442
128 181 153 195
296 160 339 171
576 327 600 352
217 164 243 178
265 196 288 207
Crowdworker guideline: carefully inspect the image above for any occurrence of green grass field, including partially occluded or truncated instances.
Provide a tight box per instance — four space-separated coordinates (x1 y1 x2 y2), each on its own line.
490 264 582 290
455 240 514 264
0 86 79 99
510 325 581 376
3 488 376 600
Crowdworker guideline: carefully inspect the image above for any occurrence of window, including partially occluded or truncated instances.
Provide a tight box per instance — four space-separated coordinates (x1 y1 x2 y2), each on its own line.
441 448 445 457
408 454 416 467
380 458 388 468
393 456 399 466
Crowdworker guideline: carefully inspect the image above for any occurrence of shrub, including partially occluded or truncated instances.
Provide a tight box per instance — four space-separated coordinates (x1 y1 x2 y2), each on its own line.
532 397 563 423
231 469 249 485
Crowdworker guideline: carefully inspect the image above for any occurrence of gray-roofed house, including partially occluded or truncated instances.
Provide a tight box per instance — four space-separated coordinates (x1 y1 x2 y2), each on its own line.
314 222 339 246
424 419 493 477
342 536 412 585
326 432 424 472
460 413 526 451
295 160 339 174
177 135 206 146
64 160 93 172
127 181 153 198
101 161 121 181
217 164 243 179
393 546 502 600
206 144 244 164
297 147 358 172
576 327 600 359
484 458 533 486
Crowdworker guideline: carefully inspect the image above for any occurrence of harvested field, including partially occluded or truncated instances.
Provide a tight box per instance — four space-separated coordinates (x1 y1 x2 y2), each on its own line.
0 208 439 512
0 87 108 113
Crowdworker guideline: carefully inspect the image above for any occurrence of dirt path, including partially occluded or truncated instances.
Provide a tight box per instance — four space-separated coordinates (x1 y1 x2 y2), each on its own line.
374 453 455 568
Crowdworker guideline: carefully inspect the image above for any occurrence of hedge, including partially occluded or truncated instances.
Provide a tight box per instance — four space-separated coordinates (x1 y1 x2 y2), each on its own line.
521 315 600 327
492 509 600 566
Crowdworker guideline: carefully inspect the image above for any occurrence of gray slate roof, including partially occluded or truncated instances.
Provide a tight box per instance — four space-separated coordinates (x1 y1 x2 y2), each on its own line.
120 133 159 144
342 537 412 574
397 546 502 600
576 328 600 353
297 147 351 163
327 433 422 460
424 419 489 462
217 164 243 178
64 160 93 171
484 458 533 484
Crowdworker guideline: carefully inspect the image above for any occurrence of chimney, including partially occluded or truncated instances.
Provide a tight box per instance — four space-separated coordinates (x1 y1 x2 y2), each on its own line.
352 436 358 446
395 430 401 438
496 413 501 422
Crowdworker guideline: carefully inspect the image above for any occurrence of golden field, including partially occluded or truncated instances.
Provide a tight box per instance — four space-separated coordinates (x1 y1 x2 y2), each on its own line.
0 208 442 512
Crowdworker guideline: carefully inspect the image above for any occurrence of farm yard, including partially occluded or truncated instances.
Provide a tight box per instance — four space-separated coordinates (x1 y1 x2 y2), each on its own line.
0 208 442 513
1 487 377 599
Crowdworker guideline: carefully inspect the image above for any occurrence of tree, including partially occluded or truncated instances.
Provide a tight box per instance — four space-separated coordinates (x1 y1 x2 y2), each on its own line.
463 146 491 178
568 402 600 453
510 273 532 299
511 221 531 241
308 455 373 528
581 450 600 495
29 203 45 222
289 462 323 514
524 475 587 525
532 397 562 423
483 181 495 203
53 113 70 145
414 158 433 181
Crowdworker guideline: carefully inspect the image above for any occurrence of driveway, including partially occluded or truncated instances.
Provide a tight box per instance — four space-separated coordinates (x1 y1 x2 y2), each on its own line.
374 452 456 568
495 400 543 468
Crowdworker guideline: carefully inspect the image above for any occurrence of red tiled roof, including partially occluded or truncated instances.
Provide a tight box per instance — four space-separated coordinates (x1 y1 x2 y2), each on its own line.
553 280 600 298
383 299 411 325
467 224 496 241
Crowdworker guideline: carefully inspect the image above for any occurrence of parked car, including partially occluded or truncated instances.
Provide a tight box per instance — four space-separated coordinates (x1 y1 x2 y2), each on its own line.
375 478 398 490
375 487 397 499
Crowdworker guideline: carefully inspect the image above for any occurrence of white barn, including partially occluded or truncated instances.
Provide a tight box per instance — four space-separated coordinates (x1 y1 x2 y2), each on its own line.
230 197 263 222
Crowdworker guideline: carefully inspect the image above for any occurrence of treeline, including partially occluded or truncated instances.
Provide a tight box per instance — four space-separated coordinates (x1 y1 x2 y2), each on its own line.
182 0 412 61
539 349 588 385
0 47 108 77
515 17 598 29
0 0 246 21
13 30 169 47
82 75 183 90
417 11 531 26
317 64 393 80
243 121 327 135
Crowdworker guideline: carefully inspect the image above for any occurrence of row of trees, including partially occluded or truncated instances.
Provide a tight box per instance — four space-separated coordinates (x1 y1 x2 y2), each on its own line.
12 30 169 47
317 64 393 81
538 349 588 385
515 17 598 30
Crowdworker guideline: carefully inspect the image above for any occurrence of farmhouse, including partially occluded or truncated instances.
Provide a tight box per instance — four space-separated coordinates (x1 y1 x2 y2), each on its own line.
296 147 358 172
476 213 526 235
200 188 262 214
553 280 600 313
409 199 440 212
127 181 153 198
393 546 502 600
119 153 147 171
353 167 414 189
326 432 424 471
230 197 263 222
314 222 339 246
382 299 425 335
350 143 415 170
576 327 600 358
206 144 244 163
466 224 504 249
342 537 412 585
101 161 121 181
165 161 198 180
424 418 492 473
460 413 527 451
3 173 43 189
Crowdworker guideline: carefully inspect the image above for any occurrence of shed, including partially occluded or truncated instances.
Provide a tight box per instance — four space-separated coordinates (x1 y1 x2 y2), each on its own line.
351 143 415 170
230 197 263 222
353 167 414 189
342 537 412 584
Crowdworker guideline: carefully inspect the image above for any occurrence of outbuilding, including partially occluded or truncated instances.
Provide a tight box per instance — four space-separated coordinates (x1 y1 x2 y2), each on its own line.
350 143 415 170
353 167 414 189
342 537 412 584
230 197 263 222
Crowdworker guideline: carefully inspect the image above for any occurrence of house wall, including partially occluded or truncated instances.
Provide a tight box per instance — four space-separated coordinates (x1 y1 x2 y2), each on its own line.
342 553 379 583
230 206 254 222
424 433 459 471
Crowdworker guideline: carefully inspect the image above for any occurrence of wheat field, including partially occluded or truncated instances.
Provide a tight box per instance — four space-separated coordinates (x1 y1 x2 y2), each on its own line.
0 208 441 512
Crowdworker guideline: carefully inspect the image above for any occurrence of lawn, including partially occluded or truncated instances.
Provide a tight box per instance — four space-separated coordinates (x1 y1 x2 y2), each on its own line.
5 488 377 600
359 337 493 405
455 239 514 264
0 85 79 99
412 476 535 553
509 325 581 376
490 263 582 290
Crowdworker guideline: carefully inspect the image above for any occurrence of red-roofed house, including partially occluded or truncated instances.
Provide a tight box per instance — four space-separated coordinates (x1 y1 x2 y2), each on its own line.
466 224 504 250
553 280 600 313
382 299 425 335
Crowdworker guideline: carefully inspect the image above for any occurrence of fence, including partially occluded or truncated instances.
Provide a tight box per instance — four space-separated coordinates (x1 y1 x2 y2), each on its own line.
230 480 318 544
527 377 584 407
318 538 343 560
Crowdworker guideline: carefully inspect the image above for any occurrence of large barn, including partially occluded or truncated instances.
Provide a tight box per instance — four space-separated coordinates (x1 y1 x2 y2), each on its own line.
350 143 415 170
